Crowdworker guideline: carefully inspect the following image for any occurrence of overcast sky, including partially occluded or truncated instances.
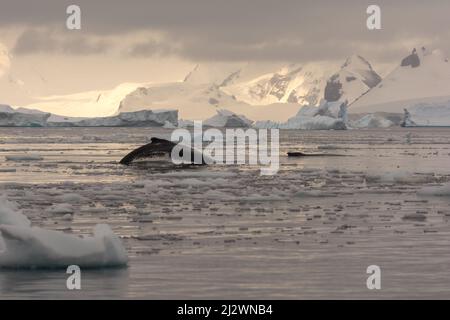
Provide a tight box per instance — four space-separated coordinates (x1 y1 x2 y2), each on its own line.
1 0 450 103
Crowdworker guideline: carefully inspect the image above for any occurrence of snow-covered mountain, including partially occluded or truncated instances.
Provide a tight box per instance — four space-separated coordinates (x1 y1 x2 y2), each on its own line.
218 56 380 106
221 63 331 106
117 82 250 119
324 55 381 104
27 82 147 118
204 109 253 128
350 47 450 113
255 101 348 130
118 56 379 121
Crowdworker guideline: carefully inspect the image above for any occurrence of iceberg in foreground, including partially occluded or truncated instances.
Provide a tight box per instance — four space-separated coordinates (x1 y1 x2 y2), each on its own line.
0 196 128 269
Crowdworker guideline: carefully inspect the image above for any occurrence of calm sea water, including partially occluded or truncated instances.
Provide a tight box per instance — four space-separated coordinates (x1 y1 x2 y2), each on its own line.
0 127 450 299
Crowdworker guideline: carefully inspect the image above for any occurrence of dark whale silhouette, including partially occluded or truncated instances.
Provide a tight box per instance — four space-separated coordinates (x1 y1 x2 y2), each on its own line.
120 137 207 165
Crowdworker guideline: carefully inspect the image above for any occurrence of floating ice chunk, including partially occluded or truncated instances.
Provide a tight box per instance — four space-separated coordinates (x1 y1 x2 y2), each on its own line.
0 196 31 227
48 203 74 215
0 197 128 269
0 224 128 269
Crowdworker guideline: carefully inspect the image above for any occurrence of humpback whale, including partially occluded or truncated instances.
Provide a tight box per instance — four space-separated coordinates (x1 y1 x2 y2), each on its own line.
120 137 208 166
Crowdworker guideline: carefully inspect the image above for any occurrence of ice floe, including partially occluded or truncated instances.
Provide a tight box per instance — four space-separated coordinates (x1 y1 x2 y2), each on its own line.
0 196 128 269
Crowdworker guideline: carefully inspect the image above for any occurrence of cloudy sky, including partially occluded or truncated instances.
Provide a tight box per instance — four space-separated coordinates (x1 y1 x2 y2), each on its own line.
1 0 450 106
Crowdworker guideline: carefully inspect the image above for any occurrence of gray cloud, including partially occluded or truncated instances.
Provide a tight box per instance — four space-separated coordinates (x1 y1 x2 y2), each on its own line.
3 0 450 62
128 40 176 57
13 28 109 55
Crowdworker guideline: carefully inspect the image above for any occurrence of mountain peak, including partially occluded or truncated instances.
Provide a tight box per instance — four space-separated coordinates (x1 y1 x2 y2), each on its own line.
324 55 381 103
351 47 450 113
400 47 448 68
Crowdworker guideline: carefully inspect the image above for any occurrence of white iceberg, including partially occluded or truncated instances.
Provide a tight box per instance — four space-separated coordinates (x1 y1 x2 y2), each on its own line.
0 196 128 269
57 109 178 127
281 114 347 130
350 113 396 128
0 105 50 127
0 105 178 128
255 101 347 130
405 100 450 126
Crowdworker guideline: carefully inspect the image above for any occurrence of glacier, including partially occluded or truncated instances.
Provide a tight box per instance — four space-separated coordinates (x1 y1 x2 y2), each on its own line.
0 105 178 128
62 109 178 127
0 105 50 127
404 100 450 126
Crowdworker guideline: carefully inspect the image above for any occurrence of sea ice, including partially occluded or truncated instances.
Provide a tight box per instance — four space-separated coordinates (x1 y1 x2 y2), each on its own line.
418 183 450 197
5 155 44 161
0 196 128 269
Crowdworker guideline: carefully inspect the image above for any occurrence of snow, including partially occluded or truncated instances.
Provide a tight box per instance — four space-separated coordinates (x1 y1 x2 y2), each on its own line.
0 196 128 269
114 56 378 122
163 121 177 128
324 55 381 104
5 49 450 127
219 56 379 107
0 108 178 127
350 113 395 128
204 109 253 127
183 63 244 85
222 62 334 106
0 104 14 113
351 48 450 113
255 101 347 130
26 82 148 118
0 110 50 127
281 115 346 130
406 100 450 126
0 196 31 227
1 55 380 123
72 110 178 127
118 82 252 120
